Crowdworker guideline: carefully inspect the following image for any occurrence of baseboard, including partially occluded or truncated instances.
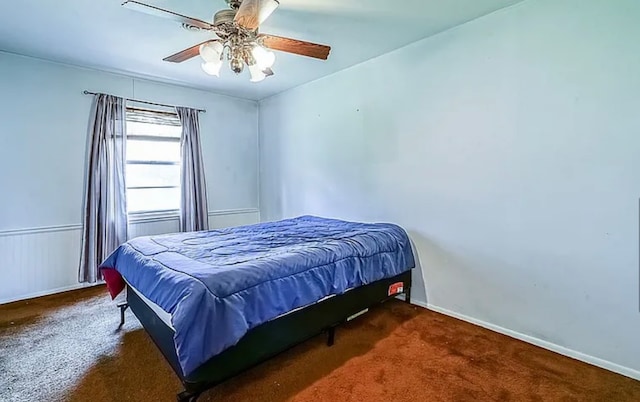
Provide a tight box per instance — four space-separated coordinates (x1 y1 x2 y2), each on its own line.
0 282 104 305
412 301 640 381
5 285 639 381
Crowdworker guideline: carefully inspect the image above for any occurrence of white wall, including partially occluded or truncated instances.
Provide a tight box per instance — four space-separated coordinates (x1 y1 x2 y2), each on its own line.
259 0 640 378
0 52 260 303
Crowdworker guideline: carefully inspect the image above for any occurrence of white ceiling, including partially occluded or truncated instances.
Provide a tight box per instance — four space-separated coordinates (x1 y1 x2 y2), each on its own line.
0 0 523 100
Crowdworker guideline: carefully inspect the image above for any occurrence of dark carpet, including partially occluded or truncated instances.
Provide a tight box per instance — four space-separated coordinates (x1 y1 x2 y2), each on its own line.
1 286 639 402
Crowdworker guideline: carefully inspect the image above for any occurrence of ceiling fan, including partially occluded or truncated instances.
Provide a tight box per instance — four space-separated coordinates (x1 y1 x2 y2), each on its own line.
122 0 332 82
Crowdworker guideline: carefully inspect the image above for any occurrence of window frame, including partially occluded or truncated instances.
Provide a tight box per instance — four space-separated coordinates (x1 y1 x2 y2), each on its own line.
124 106 182 219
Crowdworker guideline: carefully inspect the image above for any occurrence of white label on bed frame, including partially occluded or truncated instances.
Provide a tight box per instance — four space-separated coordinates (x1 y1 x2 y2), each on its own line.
347 308 369 322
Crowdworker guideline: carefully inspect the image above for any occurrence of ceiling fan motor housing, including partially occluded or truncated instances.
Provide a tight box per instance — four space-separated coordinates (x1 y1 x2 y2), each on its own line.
214 9 237 26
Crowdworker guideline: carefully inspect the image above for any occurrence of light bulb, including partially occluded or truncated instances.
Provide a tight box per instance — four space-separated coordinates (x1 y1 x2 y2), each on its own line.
230 58 244 74
248 63 266 82
201 61 222 77
199 41 223 63
252 46 275 70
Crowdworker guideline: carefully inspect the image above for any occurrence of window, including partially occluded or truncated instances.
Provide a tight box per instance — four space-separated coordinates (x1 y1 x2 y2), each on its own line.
125 107 182 214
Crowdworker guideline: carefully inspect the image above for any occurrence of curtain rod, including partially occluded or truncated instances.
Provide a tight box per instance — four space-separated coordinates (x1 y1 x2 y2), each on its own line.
83 91 206 113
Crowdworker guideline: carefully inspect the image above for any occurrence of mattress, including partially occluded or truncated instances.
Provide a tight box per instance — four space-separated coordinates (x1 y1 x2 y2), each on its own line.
128 282 174 330
127 280 349 332
101 215 415 376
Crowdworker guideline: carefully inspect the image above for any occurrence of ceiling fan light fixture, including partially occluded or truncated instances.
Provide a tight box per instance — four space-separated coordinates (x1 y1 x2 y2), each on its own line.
201 60 222 77
252 45 275 70
199 41 224 63
248 63 266 83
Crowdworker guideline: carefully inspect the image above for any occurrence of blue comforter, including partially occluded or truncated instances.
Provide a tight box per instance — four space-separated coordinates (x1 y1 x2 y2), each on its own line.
100 215 415 376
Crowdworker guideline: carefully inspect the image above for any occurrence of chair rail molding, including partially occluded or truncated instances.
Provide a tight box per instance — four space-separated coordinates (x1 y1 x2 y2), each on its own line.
0 223 83 237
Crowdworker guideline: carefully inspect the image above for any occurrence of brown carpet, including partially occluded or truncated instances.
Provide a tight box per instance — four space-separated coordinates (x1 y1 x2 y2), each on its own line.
1 287 639 402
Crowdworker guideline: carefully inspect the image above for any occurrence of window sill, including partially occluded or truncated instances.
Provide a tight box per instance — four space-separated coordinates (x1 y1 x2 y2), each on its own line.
128 210 180 224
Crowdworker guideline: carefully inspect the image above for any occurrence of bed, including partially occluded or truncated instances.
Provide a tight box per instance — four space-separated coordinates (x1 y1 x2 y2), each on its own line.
100 215 415 401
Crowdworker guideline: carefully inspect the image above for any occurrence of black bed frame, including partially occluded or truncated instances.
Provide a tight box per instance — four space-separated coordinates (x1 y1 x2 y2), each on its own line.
123 270 412 402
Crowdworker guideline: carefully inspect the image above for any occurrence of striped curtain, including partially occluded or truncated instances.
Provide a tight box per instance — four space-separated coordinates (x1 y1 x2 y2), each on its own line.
78 94 128 283
176 107 209 232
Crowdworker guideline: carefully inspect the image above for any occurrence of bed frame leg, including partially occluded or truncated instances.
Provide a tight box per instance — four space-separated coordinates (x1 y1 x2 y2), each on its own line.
327 326 336 347
404 288 411 305
117 302 129 327
177 390 200 402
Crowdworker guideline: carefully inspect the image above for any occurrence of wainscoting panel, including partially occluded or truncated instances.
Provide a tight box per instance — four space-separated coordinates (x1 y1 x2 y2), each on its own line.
0 226 83 305
0 209 260 304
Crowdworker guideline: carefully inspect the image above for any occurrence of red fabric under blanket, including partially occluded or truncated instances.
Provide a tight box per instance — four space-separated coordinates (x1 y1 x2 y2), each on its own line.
101 268 125 299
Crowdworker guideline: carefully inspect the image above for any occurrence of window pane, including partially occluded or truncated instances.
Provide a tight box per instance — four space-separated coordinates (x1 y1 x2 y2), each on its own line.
125 109 182 214
127 140 180 162
126 164 180 188
127 121 181 138
127 188 180 213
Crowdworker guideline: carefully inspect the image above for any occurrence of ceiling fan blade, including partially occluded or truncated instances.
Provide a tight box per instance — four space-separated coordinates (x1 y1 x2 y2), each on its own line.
122 0 215 31
234 0 279 30
164 40 215 63
260 34 331 60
